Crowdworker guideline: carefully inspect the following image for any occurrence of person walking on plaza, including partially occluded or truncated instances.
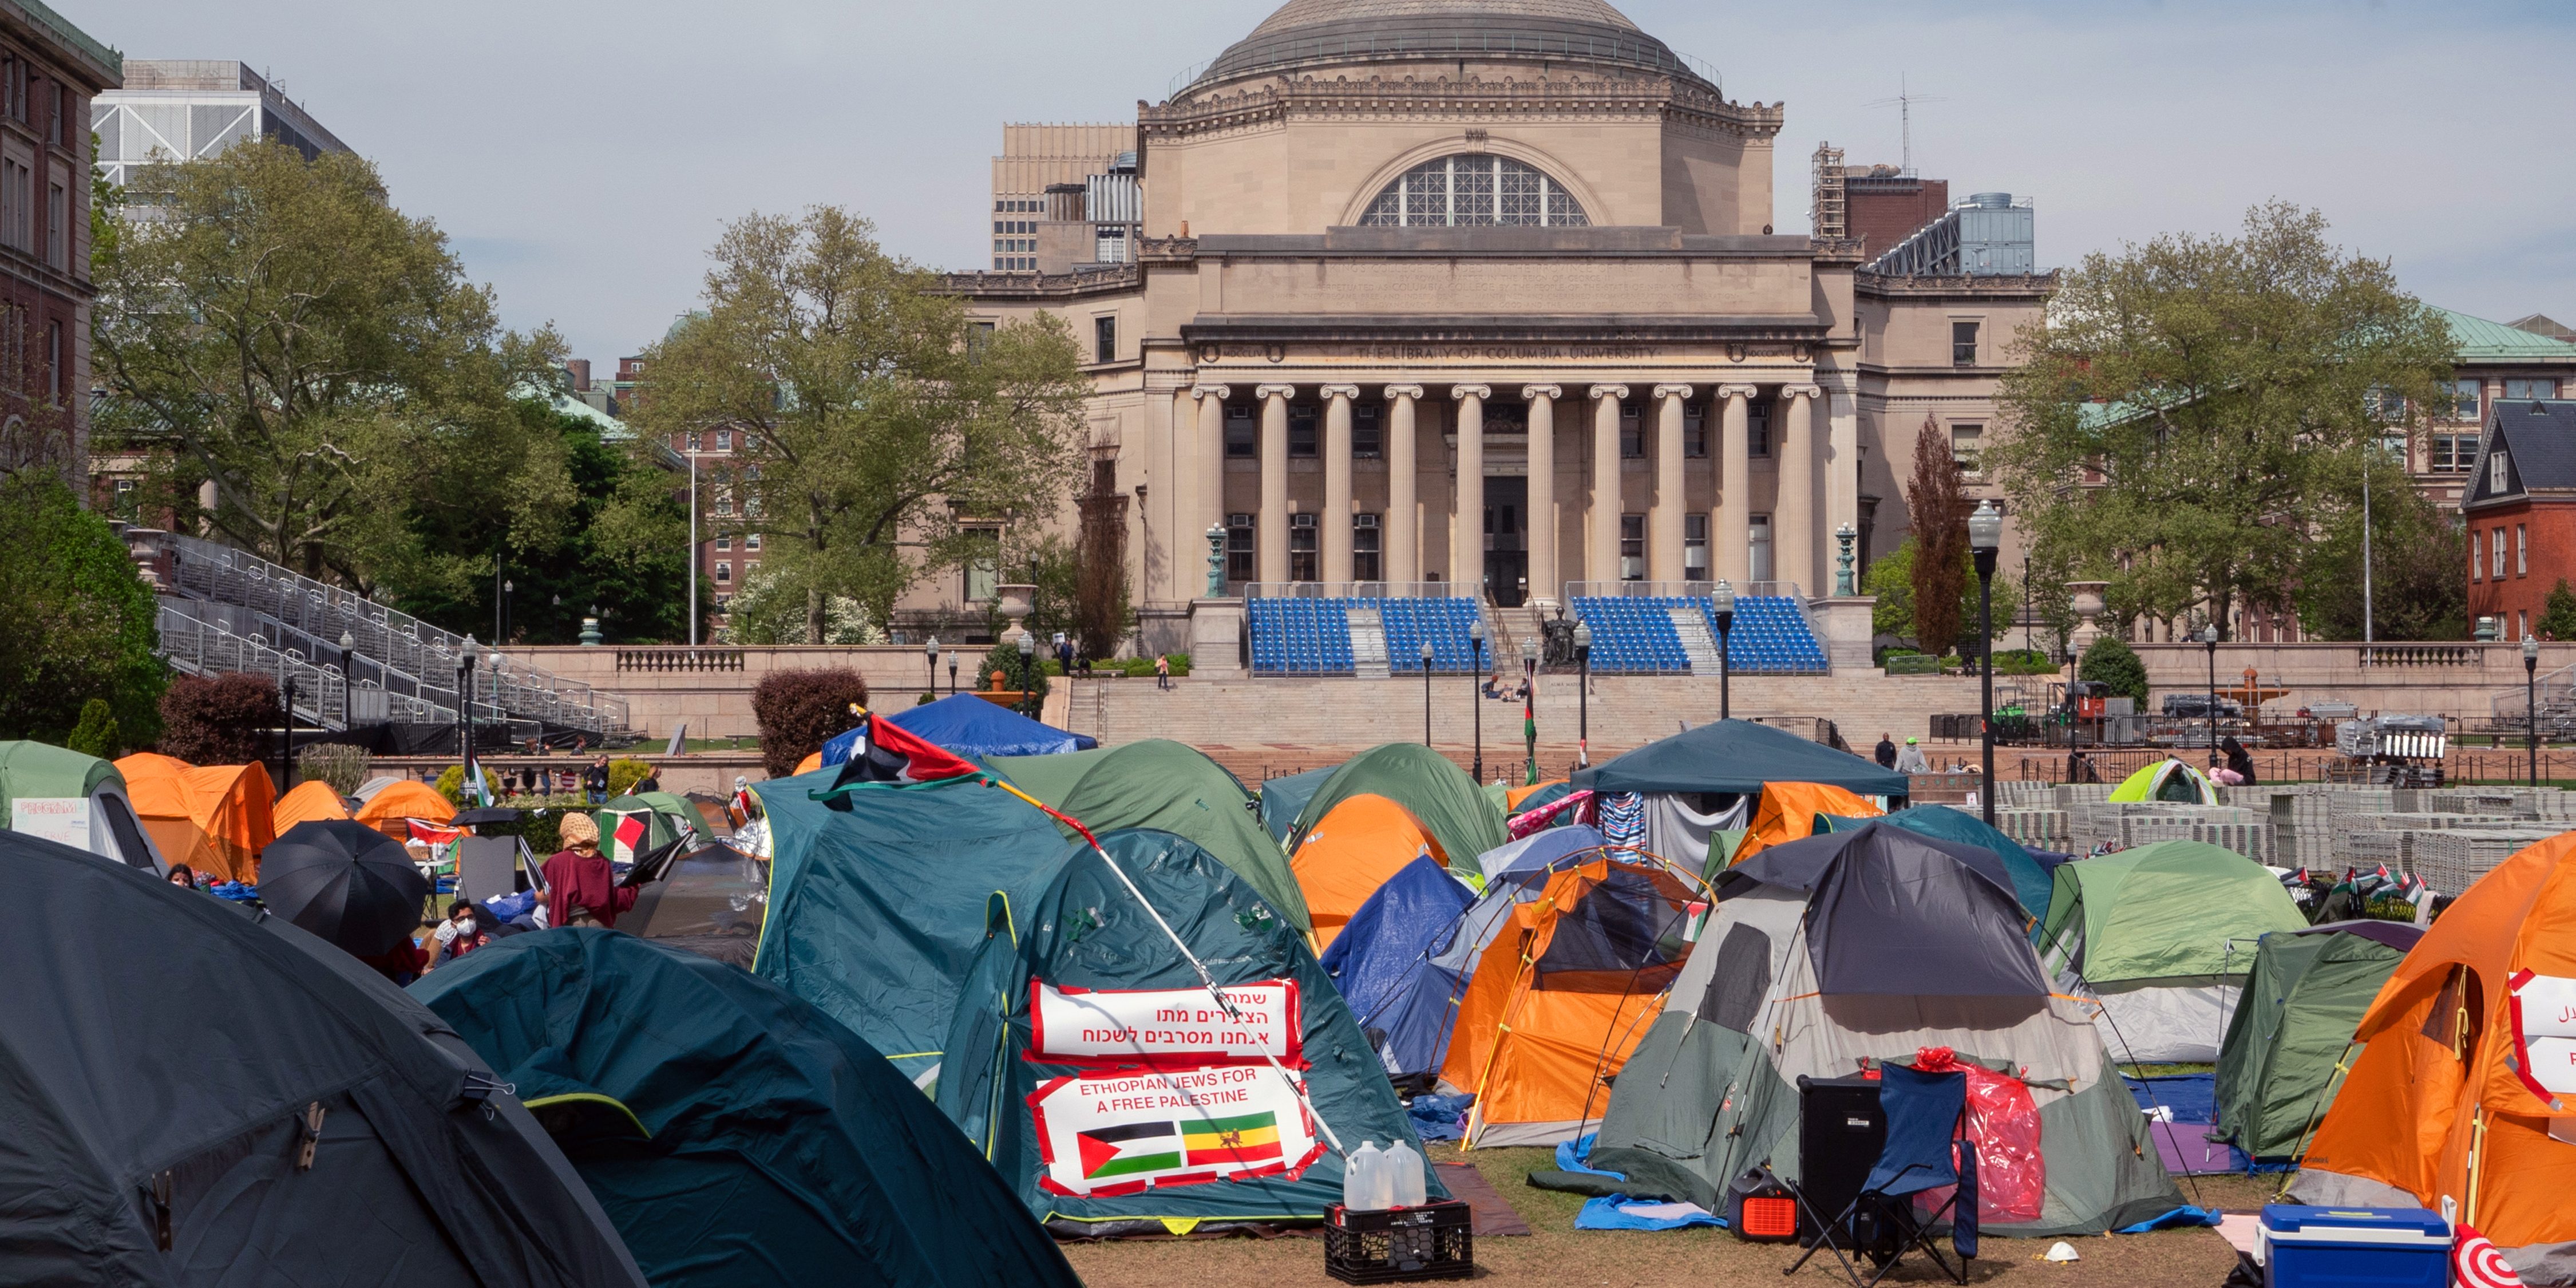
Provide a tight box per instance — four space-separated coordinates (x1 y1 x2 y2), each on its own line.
1874 732 1898 769
539 813 635 929
1893 737 1931 775
1155 654 1172 691
583 756 610 805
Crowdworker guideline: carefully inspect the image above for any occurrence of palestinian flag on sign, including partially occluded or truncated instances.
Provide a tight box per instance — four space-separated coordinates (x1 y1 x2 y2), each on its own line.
1077 1121 1182 1180
1183 1110 1284 1167
613 812 647 858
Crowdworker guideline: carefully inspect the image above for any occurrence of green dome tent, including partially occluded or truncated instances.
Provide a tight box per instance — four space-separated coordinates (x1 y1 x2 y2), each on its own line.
2038 840 2309 1062
2213 920 2423 1161
935 828 1438 1235
1288 744 1505 882
988 739 1311 934
413 928 1081 1288
594 791 704 864
0 740 163 872
2108 758 2221 804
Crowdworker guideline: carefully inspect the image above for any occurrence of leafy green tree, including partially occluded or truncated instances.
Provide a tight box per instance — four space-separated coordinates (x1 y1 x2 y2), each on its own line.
722 567 885 645
2294 479 2467 641
1862 536 2019 654
65 699 121 759
2079 636 2151 708
93 140 569 595
632 207 1092 642
0 475 164 747
1992 203 2457 630
2541 579 2576 643
1906 414 1971 657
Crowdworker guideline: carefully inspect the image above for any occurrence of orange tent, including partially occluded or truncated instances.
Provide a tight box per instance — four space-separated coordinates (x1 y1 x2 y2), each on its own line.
1442 855 1700 1147
1506 779 1565 812
114 754 277 883
794 751 824 775
1291 792 1443 951
273 779 352 831
2300 833 2576 1253
1729 781 1884 865
353 779 457 840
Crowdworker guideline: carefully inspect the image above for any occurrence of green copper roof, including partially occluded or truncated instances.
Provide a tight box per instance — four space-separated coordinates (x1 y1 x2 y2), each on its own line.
2440 307 2576 362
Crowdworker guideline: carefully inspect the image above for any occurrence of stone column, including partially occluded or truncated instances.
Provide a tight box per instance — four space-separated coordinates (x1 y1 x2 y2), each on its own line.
1777 384 1821 595
1169 385 1198 599
1821 371 1861 585
1321 384 1359 584
1451 385 1490 591
1386 385 1423 583
1588 384 1629 583
1193 385 1229 566
1522 384 1561 605
1715 385 1758 584
1650 384 1693 583
1255 384 1295 584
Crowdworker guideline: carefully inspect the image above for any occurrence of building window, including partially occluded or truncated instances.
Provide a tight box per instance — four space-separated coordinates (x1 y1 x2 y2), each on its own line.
2472 530 2482 582
1619 403 1643 459
713 488 733 516
1354 513 1382 582
1093 315 1116 364
1683 405 1706 458
1952 321 1980 366
1356 154 1588 227
1288 403 1319 458
1620 514 1644 581
2518 524 2528 576
2521 609 2531 639
1751 515 1773 583
2455 379 2484 421
1353 404 1382 459
963 526 999 602
1952 424 1984 475
44 177 61 268
2506 378 2558 401
1289 512 1319 581
1684 513 1709 580
2494 527 2509 579
714 429 731 451
43 320 57 403
2492 451 2510 493
714 534 730 551
1225 405 1256 458
2431 434 2475 472
714 561 731 584
746 534 761 551
1747 400 1771 457
1227 513 1255 583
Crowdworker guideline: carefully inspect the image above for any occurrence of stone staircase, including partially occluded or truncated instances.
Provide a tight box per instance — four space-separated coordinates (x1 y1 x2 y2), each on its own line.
1346 606 1391 679
1670 606 1722 673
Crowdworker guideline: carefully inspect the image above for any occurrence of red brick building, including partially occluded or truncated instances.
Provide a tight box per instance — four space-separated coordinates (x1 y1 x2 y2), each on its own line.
2464 399 2576 639
0 3 116 490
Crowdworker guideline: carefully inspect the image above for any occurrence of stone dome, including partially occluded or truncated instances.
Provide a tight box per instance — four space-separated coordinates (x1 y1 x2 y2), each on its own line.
1190 0 1711 93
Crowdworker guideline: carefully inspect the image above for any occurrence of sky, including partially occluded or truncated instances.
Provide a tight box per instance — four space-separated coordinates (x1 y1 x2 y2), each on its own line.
78 0 2576 364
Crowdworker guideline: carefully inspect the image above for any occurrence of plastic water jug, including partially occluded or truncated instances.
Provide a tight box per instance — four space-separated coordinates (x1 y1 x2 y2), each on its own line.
1386 1138 1426 1207
1344 1141 1384 1211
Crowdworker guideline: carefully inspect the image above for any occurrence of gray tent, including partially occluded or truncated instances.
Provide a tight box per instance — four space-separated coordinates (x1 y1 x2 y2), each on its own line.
0 827 646 1286
1590 823 2185 1236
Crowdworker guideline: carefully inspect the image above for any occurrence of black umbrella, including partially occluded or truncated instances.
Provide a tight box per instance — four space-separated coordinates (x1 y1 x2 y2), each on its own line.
258 819 429 956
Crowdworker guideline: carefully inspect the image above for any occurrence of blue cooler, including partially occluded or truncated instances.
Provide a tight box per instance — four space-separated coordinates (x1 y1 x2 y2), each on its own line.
2259 1205 2450 1288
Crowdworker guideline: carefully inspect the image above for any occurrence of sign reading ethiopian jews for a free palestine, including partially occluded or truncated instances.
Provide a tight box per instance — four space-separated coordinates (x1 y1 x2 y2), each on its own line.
1028 980 1302 1067
1028 1064 1324 1196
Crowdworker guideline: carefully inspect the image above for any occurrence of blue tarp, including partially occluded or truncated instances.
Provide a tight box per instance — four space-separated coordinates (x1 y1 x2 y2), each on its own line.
821 693 1094 764
1482 825 1608 885
1321 855 1474 1049
2124 1073 2217 1123
1574 1196 1724 1231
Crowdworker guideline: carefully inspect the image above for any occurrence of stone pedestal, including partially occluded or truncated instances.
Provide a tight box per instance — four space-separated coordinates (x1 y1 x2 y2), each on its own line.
1187 598 1245 678
1807 596 1879 671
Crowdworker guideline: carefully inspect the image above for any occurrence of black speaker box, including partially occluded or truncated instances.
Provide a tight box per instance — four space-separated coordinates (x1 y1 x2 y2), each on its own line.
1795 1075 1886 1239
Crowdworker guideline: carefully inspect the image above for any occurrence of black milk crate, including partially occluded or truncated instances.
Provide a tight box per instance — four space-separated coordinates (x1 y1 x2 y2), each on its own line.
1324 1201 1474 1283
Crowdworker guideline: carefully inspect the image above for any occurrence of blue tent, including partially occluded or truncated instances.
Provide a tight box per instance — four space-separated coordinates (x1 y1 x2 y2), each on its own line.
1259 765 1337 843
1825 804 2054 933
821 694 1094 764
1319 855 1474 1042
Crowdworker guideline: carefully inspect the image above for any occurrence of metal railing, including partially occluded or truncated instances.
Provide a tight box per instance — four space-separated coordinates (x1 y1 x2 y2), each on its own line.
156 603 456 729
1241 582 1467 600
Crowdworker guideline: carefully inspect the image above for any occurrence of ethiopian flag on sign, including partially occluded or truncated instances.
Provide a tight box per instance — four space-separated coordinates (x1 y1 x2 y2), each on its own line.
1077 1121 1182 1180
1183 1111 1283 1167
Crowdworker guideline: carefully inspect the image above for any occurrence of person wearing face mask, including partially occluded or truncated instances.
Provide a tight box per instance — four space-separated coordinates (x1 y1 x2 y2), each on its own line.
165 864 197 890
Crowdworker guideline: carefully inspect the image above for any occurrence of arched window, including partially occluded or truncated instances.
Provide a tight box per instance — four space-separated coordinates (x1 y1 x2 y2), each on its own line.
1358 155 1588 228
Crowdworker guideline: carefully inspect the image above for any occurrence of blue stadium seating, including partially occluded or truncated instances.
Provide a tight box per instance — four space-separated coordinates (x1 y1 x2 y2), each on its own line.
1244 596 1481 675
1375 597 1480 673
1570 593 1829 675
1711 595 1830 673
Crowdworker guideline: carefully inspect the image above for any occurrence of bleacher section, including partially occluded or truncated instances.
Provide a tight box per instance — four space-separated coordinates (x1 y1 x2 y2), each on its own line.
1572 594 1829 675
1246 596 1482 675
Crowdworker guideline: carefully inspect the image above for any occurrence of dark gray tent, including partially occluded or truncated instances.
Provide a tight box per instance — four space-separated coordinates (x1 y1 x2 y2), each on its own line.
0 828 646 1287
1571 718 1908 797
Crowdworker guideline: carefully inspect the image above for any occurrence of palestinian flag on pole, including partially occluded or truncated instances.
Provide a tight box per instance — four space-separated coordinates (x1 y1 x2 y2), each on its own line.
613 812 647 860
839 709 983 785
1076 1121 1182 1181
1183 1110 1284 1167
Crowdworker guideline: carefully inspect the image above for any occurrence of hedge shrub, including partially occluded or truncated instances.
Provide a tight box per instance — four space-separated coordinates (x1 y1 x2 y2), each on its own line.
751 667 869 778
158 672 279 764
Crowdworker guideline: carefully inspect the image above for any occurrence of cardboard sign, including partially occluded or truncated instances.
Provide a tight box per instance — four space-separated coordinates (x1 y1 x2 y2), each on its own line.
1030 981 1301 1067
2508 971 2576 1101
1028 1064 1323 1196
12 798 90 851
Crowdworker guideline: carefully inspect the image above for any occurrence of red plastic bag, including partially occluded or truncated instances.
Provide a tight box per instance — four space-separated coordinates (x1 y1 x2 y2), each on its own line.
1904 1046 2046 1226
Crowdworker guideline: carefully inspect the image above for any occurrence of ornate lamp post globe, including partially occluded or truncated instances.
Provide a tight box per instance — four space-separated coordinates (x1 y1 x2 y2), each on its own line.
1968 499 2003 825
2201 622 2222 754
1016 630 1036 716
1467 617 1485 784
1420 639 1435 748
1572 619 1593 768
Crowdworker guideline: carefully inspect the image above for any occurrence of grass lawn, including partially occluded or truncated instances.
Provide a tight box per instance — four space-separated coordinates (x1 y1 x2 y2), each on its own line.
1060 1147 2275 1287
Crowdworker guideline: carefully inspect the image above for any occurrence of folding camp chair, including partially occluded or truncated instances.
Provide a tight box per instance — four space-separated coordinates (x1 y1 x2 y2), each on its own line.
1781 1064 1976 1287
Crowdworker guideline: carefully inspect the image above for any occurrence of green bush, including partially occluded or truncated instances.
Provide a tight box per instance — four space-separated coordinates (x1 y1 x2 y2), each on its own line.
65 698 121 758
1993 649 2063 676
2079 637 2151 707
296 743 373 795
915 691 936 705
979 643 1048 701
434 764 502 805
606 756 654 798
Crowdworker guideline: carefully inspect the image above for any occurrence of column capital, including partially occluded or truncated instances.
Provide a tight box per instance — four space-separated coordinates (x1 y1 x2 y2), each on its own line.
1651 382 1695 401
1588 383 1630 401
1521 384 1563 402
1778 382 1822 401
1714 383 1760 401
1451 384 1493 401
1190 383 1232 401
1253 384 1297 401
1319 384 1361 401
1383 383 1425 400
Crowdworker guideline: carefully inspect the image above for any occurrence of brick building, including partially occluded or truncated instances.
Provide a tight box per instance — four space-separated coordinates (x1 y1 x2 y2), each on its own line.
2464 399 2576 641
0 1 117 491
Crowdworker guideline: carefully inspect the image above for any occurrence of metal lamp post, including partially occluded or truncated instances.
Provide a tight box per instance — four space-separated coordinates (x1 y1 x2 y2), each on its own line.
1968 500 2003 825
1016 630 1036 717
1420 639 1435 748
458 635 480 792
948 652 959 697
1573 619 1593 767
925 636 940 700
1712 580 1735 721
2527 634 2542 787
279 674 296 792
1468 617 1485 784
2201 623 2222 752
1520 636 1539 786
